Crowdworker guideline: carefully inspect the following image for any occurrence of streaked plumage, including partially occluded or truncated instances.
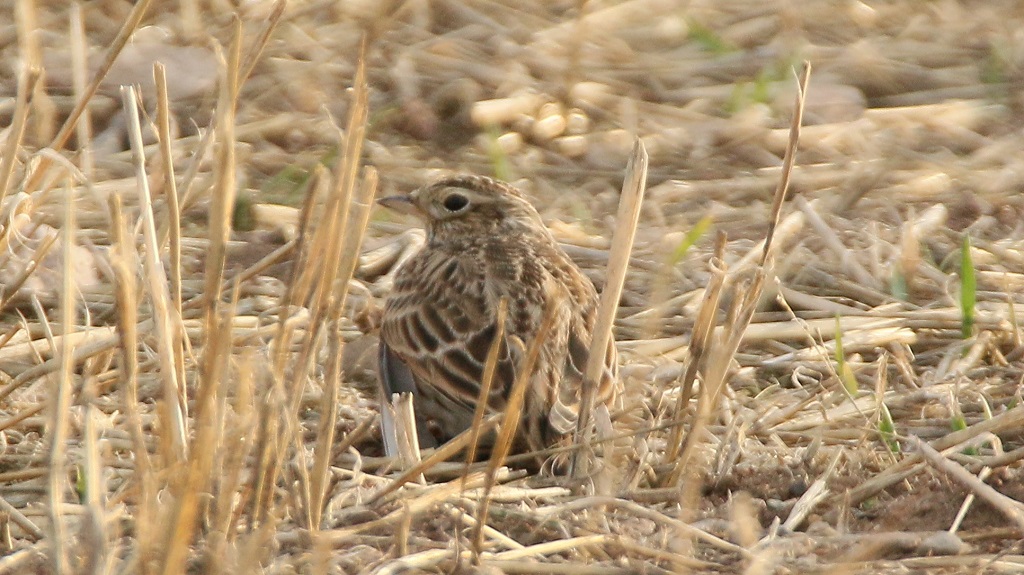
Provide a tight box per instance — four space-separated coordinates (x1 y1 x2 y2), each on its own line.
377 175 618 458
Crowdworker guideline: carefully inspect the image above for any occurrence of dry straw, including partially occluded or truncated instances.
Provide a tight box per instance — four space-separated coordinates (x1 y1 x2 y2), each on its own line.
664 62 811 489
121 84 188 461
473 297 562 558
24 0 155 194
573 138 649 478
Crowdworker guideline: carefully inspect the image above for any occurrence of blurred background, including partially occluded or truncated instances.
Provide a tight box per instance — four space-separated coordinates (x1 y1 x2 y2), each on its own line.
7 1 1024 219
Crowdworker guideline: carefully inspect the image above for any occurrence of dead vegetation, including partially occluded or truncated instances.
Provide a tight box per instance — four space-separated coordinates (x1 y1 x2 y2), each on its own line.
0 0 1023 573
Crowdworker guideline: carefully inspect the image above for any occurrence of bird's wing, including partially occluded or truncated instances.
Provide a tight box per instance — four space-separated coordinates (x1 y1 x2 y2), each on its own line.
378 341 436 456
379 255 517 436
548 324 619 436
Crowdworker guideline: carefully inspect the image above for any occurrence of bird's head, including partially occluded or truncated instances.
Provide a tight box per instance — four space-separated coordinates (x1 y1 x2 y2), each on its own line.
378 175 544 242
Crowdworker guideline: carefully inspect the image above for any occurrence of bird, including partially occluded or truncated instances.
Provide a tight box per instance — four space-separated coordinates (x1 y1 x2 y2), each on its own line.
376 174 618 461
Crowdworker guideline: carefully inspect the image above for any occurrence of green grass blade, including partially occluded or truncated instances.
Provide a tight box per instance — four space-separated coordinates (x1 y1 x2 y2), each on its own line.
879 403 899 453
835 315 858 393
960 233 976 339
485 125 511 182
670 214 713 264
890 267 908 301
950 412 978 455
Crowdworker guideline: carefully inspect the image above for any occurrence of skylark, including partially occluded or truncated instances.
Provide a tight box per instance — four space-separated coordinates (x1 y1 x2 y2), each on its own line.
377 175 618 459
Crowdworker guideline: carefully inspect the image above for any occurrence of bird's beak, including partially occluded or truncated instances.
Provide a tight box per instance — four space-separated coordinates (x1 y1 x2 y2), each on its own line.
377 194 424 217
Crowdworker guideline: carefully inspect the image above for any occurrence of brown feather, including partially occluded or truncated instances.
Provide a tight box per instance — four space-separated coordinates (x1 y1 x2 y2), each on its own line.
377 175 618 459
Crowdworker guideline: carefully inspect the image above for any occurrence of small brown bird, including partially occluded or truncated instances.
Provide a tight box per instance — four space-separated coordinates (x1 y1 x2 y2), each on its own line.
377 175 618 459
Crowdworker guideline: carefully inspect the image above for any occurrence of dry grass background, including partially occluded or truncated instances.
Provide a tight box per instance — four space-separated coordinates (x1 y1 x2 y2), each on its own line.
0 0 1023 573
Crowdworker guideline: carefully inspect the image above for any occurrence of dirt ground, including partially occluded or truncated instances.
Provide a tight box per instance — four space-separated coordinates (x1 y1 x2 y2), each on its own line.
0 1 1023 573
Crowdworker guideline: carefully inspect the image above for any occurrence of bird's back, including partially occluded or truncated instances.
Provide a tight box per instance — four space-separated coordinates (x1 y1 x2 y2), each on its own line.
377 176 618 459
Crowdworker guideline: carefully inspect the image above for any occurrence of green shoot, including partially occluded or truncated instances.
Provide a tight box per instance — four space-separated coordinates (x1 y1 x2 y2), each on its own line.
686 20 733 54
890 267 908 301
232 191 255 232
485 125 512 182
950 412 978 456
981 42 1009 86
749 67 775 105
725 81 749 115
669 214 713 265
260 146 338 205
878 403 899 453
75 465 87 503
960 234 976 340
725 64 788 115
834 315 858 393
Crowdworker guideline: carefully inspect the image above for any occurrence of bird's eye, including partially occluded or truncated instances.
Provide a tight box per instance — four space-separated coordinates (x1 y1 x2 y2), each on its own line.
442 193 469 212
